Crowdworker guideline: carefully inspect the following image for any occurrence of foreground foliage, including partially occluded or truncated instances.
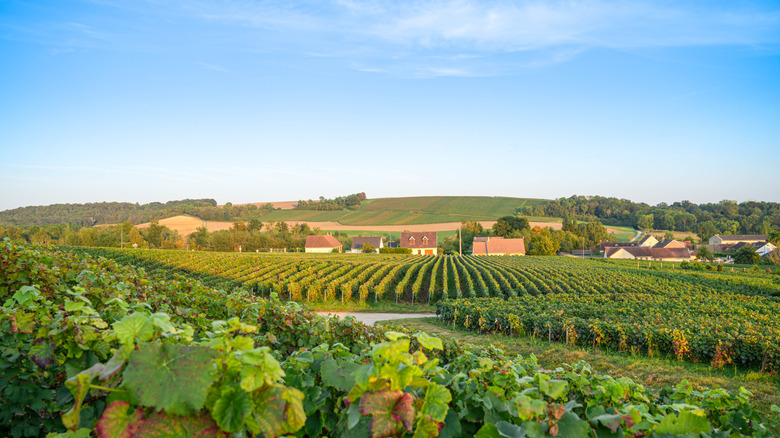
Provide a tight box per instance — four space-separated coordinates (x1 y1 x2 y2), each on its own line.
1 240 778 437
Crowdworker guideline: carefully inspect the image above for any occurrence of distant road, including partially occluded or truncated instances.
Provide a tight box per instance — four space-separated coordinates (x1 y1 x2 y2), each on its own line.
316 312 436 326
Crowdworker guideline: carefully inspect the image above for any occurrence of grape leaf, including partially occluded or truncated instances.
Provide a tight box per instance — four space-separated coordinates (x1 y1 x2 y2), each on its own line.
438 409 462 438
359 390 415 438
495 421 526 438
63 363 105 431
123 343 217 415
212 386 252 433
113 313 154 346
247 385 288 437
555 412 591 438
412 415 443 438
95 401 144 438
135 410 226 437
414 333 443 351
321 359 360 392
281 387 306 433
421 383 451 422
239 347 285 392
29 337 56 369
475 423 501 438
655 410 711 435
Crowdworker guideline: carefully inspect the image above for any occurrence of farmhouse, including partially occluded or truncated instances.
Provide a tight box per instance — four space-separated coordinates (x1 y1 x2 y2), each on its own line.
401 232 437 255
304 235 342 253
732 241 778 257
351 236 383 253
472 237 525 256
653 239 689 249
604 245 693 261
708 234 768 245
636 235 659 247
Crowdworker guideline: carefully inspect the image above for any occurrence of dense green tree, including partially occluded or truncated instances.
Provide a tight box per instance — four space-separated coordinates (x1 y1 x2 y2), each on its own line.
697 221 719 243
697 247 714 262
734 246 760 265
493 216 530 237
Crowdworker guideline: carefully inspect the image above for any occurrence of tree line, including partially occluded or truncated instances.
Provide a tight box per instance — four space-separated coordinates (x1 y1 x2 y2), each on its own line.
521 195 780 241
296 192 366 211
441 216 615 255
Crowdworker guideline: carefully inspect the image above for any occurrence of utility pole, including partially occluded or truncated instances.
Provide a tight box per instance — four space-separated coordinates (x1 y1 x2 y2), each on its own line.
459 224 462 256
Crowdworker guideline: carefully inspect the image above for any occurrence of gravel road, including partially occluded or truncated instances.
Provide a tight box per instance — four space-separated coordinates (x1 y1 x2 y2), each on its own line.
316 312 436 326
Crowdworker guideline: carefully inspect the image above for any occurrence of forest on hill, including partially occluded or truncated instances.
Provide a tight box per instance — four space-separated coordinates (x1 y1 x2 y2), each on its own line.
529 196 780 241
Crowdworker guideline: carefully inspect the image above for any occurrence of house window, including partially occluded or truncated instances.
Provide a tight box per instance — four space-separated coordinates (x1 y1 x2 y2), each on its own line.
422 236 428 245
409 237 415 245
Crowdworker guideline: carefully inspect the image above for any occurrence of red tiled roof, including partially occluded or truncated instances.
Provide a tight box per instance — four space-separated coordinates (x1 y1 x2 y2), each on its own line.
305 234 342 248
401 232 437 249
651 247 692 259
473 237 525 255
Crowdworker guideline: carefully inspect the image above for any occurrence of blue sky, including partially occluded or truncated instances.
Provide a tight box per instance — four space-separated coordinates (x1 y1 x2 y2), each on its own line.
1 0 779 211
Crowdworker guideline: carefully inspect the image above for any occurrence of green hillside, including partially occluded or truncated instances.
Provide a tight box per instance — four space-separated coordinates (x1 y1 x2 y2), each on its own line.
260 196 550 225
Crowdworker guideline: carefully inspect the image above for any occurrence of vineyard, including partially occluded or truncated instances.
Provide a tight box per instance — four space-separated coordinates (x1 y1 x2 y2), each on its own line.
63 247 780 306
2 240 778 437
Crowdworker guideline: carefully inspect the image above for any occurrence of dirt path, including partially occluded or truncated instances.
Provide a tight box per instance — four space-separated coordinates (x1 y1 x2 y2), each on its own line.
316 312 436 326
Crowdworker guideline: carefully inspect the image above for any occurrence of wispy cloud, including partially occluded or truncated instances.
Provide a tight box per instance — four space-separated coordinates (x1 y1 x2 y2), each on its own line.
155 0 779 76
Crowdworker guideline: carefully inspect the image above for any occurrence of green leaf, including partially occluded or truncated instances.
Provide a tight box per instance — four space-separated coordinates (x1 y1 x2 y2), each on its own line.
321 359 360 392
359 390 415 438
412 415 443 438
212 386 252 433
99 350 127 382
372 340 411 364
12 285 41 307
239 347 285 392
555 412 591 438
123 343 217 415
385 331 409 341
414 333 443 351
475 423 501 438
63 363 104 431
29 337 56 369
95 401 144 438
590 413 622 433
247 385 287 437
514 395 546 420
655 410 711 435
540 379 568 400
496 421 526 438
421 383 451 422
280 387 306 434
438 409 462 438
134 410 226 437
113 313 154 346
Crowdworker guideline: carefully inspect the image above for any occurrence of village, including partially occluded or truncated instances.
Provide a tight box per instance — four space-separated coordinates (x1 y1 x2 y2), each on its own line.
304 231 777 263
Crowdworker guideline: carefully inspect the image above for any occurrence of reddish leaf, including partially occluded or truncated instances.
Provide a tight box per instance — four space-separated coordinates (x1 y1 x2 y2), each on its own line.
359 390 415 438
29 337 56 369
135 410 227 437
96 401 144 438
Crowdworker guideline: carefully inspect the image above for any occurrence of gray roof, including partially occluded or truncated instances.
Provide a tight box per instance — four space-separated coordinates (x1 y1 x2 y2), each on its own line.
351 236 382 250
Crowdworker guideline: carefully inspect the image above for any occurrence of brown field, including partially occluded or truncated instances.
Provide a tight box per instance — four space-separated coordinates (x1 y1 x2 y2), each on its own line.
135 217 568 237
224 201 298 209
649 230 698 240
136 215 234 237
127 216 633 241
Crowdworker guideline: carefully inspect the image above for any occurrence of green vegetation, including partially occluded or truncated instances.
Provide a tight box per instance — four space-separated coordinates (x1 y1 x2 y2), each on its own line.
2 240 777 437
534 196 780 241
383 318 780 429
297 192 366 210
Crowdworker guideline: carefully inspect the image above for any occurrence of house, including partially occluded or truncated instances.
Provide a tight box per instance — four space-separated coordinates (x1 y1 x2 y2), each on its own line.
571 249 592 257
401 232 437 255
304 235 342 253
731 241 778 257
351 236 383 253
599 241 638 251
472 237 525 256
604 246 693 261
653 239 688 249
636 235 659 247
709 234 767 245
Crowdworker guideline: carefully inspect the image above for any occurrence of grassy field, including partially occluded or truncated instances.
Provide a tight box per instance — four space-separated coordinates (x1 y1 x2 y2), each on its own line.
382 317 780 429
256 196 551 226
